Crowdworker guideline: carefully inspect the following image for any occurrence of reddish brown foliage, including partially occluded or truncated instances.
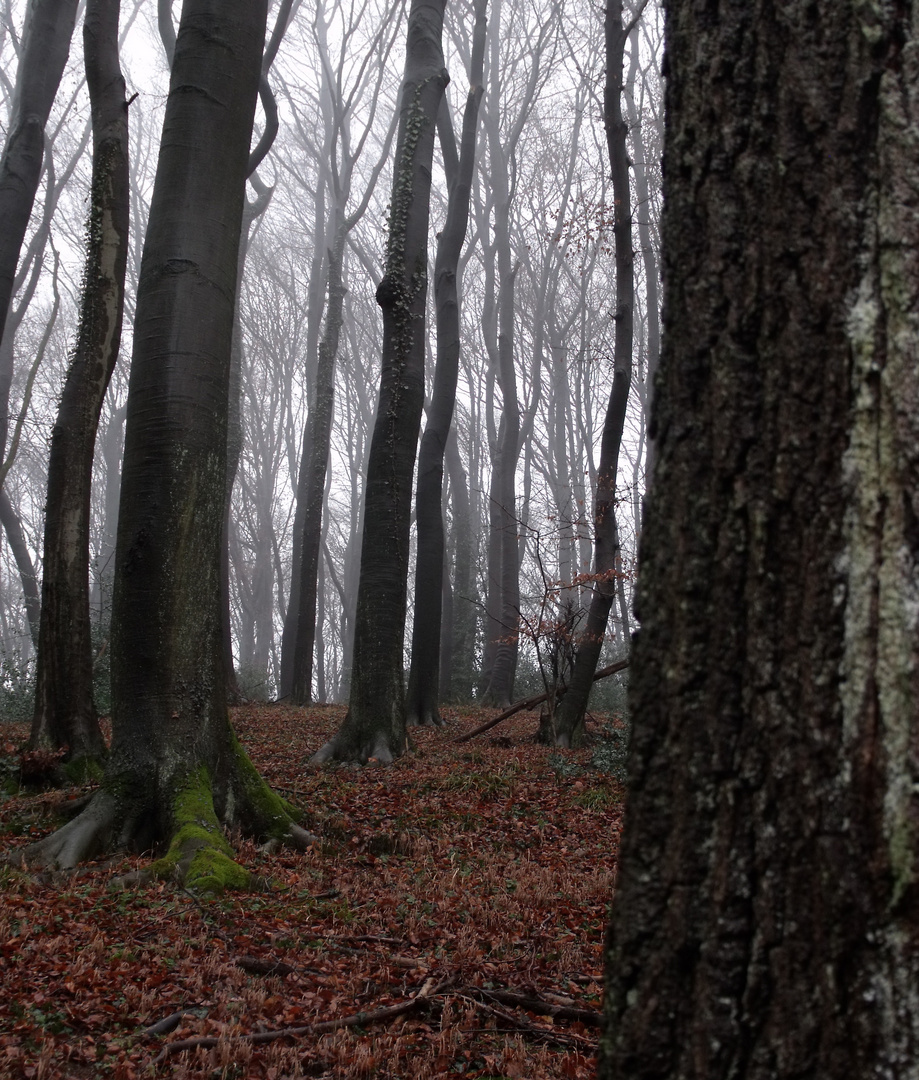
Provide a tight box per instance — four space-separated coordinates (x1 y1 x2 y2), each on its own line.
0 705 623 1078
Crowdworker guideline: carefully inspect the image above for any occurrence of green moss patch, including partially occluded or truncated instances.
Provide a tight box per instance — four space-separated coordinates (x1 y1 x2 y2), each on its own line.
150 767 251 894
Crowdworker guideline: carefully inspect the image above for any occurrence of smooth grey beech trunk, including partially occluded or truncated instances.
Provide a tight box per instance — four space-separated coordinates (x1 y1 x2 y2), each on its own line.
28 0 129 773
17 0 312 883
405 0 486 728
552 0 635 747
601 4 919 1077
312 0 448 764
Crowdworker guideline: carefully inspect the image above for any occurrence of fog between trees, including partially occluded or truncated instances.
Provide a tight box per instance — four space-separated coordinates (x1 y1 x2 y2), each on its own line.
0 0 658 725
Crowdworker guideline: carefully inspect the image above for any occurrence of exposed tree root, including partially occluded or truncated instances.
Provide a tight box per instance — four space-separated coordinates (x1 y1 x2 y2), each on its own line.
406 706 446 729
9 790 121 870
310 731 397 766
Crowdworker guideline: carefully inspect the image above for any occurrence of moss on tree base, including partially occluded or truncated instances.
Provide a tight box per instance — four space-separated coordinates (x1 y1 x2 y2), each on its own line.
148 767 251 893
7 745 319 892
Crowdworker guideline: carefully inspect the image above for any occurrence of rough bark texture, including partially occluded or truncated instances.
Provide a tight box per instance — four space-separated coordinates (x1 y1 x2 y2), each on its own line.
312 0 448 764
552 0 634 748
29 0 129 771
14 0 312 887
406 0 486 728
601 4 919 1078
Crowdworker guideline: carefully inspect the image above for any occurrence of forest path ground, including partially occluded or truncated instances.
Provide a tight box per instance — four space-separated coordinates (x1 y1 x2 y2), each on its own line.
0 704 623 1079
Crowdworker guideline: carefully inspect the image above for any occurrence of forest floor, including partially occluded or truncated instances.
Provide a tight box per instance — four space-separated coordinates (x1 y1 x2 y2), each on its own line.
0 704 624 1080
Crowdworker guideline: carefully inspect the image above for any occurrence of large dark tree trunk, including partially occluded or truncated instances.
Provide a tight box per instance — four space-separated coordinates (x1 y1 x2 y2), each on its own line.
552 0 635 748
405 0 486 728
17 0 311 888
312 0 448 764
28 0 129 773
601 5 919 1077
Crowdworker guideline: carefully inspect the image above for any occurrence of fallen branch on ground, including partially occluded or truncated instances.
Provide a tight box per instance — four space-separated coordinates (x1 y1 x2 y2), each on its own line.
455 993 596 1052
152 976 449 1063
477 988 600 1027
454 659 630 743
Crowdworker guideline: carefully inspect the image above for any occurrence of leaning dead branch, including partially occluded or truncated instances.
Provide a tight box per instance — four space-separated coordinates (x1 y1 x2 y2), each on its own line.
454 658 630 743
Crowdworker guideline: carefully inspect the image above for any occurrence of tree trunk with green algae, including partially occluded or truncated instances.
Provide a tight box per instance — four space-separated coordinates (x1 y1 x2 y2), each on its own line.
312 0 448 765
601 4 919 1079
12 0 313 888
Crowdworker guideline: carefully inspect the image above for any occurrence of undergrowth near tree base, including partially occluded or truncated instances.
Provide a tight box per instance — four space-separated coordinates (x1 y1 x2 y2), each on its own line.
0 703 623 1078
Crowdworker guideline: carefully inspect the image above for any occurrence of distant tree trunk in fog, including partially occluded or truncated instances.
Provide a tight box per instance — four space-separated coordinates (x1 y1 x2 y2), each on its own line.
218 1 295 701
406 0 485 727
0 489 39 646
0 0 79 640
481 261 520 707
280 0 400 702
279 195 328 700
553 1 635 747
289 217 345 704
313 0 448 764
0 0 79 356
29 0 129 769
443 430 476 701
601 5 919 1077
221 178 274 703
476 0 556 707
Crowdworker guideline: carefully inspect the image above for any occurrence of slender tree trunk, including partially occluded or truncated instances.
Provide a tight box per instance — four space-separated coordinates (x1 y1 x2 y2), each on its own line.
290 213 346 704
481 260 520 706
601 5 919 1077
221 181 274 703
406 0 485 727
18 0 311 885
552 1 635 747
0 0 79 354
0 0 80 645
279 184 327 699
0 488 39 648
29 0 129 771
312 0 448 764
443 430 475 702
